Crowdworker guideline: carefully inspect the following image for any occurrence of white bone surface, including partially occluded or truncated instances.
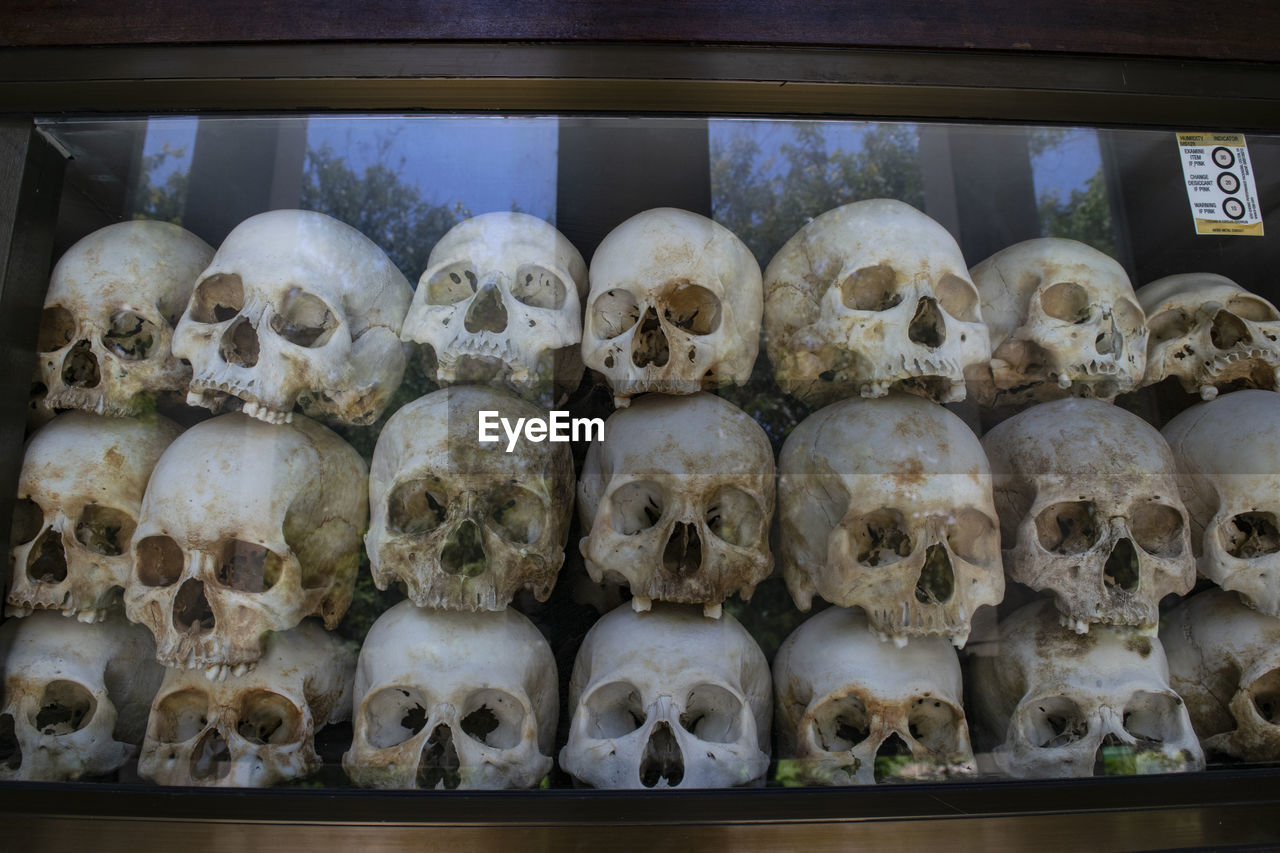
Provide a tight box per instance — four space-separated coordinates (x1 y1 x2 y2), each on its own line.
173 209 412 425
778 393 1002 646
560 603 771 789
124 412 367 670
38 220 212 417
764 199 989 406
344 601 557 789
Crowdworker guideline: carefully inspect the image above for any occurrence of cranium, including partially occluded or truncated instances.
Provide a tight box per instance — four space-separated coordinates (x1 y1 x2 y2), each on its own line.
1161 587 1280 761
582 208 761 407
773 607 976 785
366 386 573 611
778 393 1002 647
560 603 771 789
1139 273 1280 400
0 611 163 781
139 620 354 787
36 220 212 417
763 199 989 407
125 412 367 674
578 393 775 618
401 212 588 404
1162 389 1280 615
8 412 179 622
343 601 556 790
969 599 1203 778
969 237 1146 407
983 397 1194 633
174 208 412 425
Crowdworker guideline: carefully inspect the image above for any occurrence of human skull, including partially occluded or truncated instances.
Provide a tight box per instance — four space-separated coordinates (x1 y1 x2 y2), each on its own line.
401 212 588 405
125 412 367 674
983 398 1193 633
578 393 774 618
778 394 1002 647
560 603 771 789
1160 588 1280 761
138 620 353 787
763 199 989 407
969 599 1203 778
969 237 1146 408
0 611 163 781
582 208 761 407
173 209 412 426
8 412 180 622
343 601 556 789
366 386 573 611
1162 390 1280 616
773 607 976 785
1139 273 1280 400
37 220 213 417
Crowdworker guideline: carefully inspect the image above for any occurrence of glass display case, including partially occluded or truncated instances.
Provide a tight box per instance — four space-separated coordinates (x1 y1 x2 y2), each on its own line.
2 33 1280 850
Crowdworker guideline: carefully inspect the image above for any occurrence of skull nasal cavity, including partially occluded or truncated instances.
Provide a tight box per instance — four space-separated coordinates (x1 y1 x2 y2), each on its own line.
874 732 913 782
220 317 259 367
663 522 702 578
191 727 231 781
1104 538 1140 592
914 543 954 604
26 529 67 584
417 723 461 790
1211 310 1251 350
632 307 670 368
440 519 486 577
173 579 215 634
640 721 684 788
61 341 100 389
464 283 508 334
908 297 946 348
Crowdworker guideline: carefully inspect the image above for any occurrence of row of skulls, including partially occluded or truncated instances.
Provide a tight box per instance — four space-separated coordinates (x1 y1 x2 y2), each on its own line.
4 585 1278 788
31 202 1280 434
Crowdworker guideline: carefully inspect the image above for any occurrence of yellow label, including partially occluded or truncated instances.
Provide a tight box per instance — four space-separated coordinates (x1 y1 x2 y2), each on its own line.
1177 131 1263 236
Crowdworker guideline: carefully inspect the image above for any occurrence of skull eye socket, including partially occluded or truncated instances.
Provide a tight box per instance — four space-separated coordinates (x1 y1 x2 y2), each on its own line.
1221 511 1280 558
269 287 337 348
74 504 136 557
1247 668 1280 724
609 480 664 535
461 688 527 749
32 680 97 735
10 497 43 546
363 686 431 749
705 485 763 548
1147 309 1194 344
1035 501 1098 554
236 690 302 745
135 535 184 586
1227 295 1280 323
908 696 965 752
387 477 450 536
1023 696 1088 748
850 509 912 566
153 689 210 742
679 684 742 744
585 681 646 738
511 264 567 310
1130 502 1185 557
488 484 546 546
425 262 479 305
947 508 999 565
189 273 244 324
664 282 721 335
1040 282 1091 323
935 274 981 323
37 306 76 352
591 289 641 340
103 310 160 360
1113 299 1144 335
1122 691 1184 746
839 264 902 312
214 539 283 593
812 693 871 751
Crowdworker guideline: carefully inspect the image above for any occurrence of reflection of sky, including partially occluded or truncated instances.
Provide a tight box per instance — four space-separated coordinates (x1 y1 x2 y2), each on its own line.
140 116 198 181
709 118 881 177
1031 127 1103 203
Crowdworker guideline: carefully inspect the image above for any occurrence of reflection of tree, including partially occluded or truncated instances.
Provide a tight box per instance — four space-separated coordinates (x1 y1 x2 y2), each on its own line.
132 143 188 224
1037 168 1116 258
